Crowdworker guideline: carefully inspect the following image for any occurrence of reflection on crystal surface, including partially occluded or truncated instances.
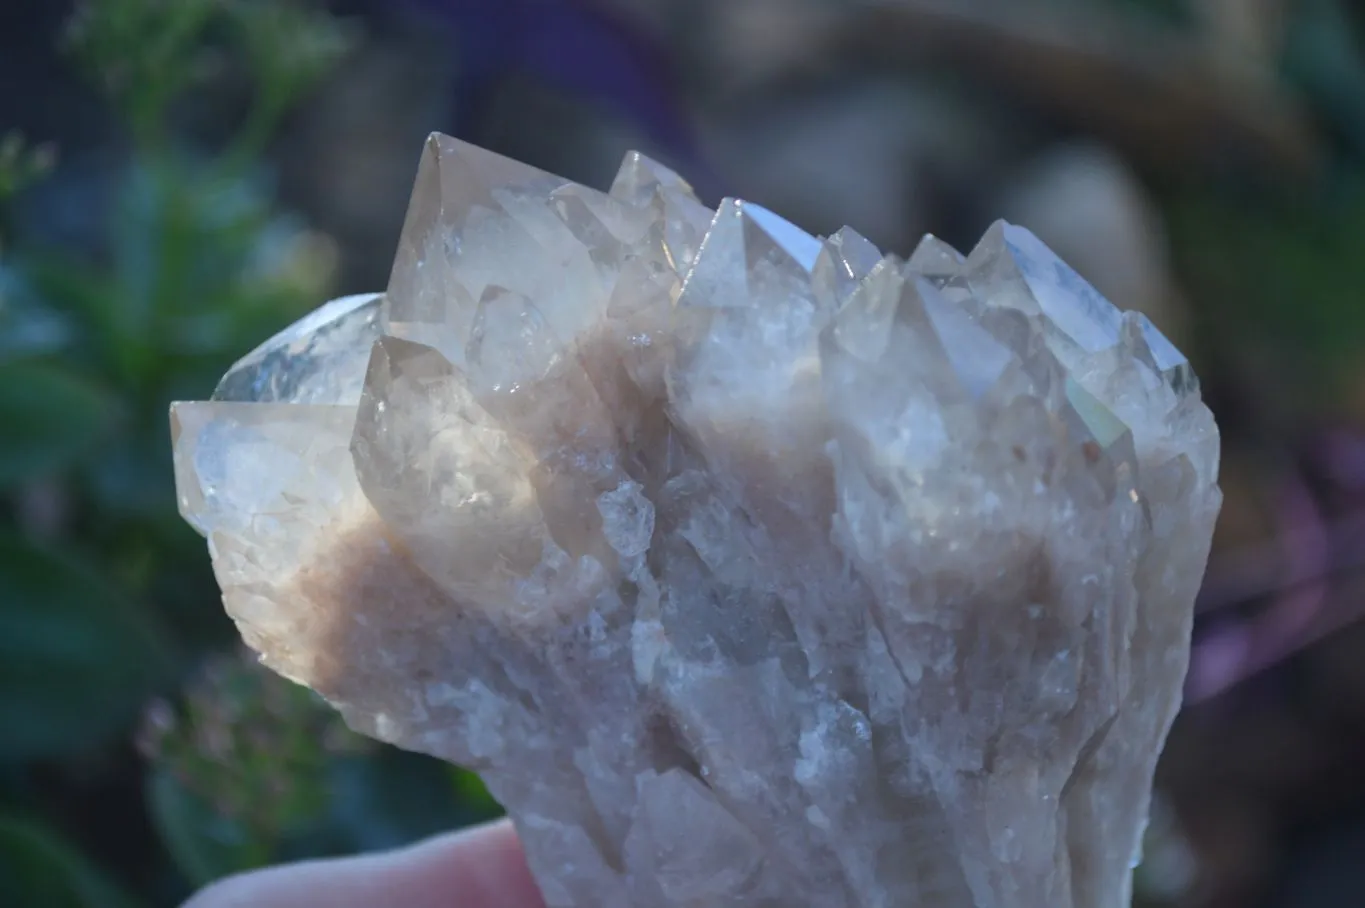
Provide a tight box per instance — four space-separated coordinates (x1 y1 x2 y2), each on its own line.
744 203 823 271
171 133 1222 908
966 221 1124 358
609 150 694 208
1127 309 1197 396
813 226 882 310
212 292 385 405
908 233 965 284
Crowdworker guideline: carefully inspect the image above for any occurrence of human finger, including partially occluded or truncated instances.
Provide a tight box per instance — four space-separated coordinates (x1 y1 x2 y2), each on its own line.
182 818 546 908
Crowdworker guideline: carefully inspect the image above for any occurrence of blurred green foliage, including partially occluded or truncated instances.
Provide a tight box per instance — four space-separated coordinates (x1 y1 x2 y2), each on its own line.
0 1 497 904
137 650 496 889
1159 0 1365 409
0 814 138 908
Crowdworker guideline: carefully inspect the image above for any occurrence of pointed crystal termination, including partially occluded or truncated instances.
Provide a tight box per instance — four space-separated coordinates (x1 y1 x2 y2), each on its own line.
212 292 386 405
171 132 1222 908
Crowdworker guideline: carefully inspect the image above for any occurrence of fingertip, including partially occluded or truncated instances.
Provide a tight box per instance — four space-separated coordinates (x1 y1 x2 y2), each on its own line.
182 819 545 908
398 818 546 906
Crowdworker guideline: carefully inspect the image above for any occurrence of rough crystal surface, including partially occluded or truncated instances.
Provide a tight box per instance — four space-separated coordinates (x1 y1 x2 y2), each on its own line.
171 132 1222 908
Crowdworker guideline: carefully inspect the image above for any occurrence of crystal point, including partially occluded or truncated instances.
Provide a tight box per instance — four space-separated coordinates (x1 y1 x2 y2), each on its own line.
172 134 1222 908
813 226 883 309
213 292 386 405
908 232 965 284
609 150 697 207
966 220 1124 359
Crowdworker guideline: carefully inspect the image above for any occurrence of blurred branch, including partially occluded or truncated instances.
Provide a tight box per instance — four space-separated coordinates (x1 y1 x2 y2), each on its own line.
1192 457 1365 701
1188 565 1365 702
64 0 356 163
63 0 220 150
138 649 373 883
217 0 358 174
821 0 1321 178
1199 510 1365 613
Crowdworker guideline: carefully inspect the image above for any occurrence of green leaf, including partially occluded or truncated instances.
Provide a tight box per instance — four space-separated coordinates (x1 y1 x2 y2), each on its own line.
451 766 503 819
0 814 140 908
148 769 267 887
13 255 124 363
0 360 116 488
0 533 175 762
0 266 72 361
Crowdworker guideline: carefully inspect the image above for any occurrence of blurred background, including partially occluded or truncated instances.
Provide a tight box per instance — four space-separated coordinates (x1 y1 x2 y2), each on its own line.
1 0 1364 905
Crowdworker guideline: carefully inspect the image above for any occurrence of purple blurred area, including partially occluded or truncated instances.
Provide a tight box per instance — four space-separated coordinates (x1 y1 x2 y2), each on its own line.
402 0 702 167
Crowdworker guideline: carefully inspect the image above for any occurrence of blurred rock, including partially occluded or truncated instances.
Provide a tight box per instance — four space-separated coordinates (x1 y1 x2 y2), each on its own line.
698 82 1004 254
600 0 841 95
996 142 1188 345
699 0 848 93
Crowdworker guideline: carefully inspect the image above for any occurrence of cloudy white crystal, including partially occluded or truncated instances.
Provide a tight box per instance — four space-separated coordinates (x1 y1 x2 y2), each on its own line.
171 132 1222 908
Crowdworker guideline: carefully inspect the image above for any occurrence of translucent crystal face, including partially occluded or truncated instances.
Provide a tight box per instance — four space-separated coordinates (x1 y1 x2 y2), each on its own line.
171 133 1221 908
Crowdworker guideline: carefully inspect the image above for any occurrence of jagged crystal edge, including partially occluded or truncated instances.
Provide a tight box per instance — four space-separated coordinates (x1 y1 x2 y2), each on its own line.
170 133 1221 908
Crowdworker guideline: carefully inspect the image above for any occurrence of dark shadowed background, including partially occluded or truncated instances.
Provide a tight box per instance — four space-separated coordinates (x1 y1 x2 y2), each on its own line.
3 1 1365 906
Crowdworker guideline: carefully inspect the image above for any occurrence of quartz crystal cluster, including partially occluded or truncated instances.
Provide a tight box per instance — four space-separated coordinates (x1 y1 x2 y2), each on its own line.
171 133 1221 908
